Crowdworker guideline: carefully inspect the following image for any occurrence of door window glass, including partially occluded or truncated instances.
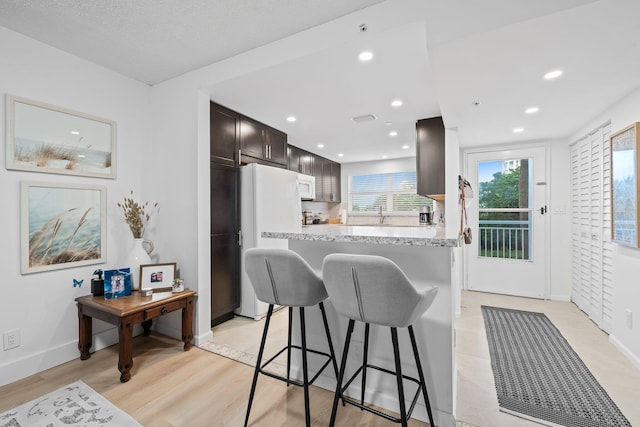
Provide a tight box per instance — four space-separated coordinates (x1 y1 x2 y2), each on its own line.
478 159 532 260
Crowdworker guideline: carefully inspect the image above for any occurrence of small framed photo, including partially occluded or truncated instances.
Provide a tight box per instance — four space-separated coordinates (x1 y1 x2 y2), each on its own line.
103 268 131 299
140 263 176 291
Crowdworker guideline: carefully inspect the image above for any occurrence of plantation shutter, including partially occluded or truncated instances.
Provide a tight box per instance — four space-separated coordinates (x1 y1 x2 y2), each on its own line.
569 122 612 333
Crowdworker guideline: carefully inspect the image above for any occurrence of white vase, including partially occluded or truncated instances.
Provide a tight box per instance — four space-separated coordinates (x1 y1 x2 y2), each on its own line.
127 238 153 291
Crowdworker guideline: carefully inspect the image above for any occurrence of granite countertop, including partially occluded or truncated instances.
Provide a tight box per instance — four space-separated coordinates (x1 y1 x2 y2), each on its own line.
262 224 460 247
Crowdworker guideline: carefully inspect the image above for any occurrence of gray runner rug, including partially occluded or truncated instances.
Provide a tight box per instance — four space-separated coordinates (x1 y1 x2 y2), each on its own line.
481 305 631 427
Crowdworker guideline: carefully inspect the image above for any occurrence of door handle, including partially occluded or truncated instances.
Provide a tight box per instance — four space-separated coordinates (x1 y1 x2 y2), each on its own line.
540 205 547 215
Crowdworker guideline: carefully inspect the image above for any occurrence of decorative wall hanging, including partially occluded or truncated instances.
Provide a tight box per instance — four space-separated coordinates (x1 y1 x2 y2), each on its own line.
611 122 640 247
6 94 117 179
21 181 106 274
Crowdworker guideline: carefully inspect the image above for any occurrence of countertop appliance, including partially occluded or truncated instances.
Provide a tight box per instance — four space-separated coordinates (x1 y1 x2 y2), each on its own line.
420 205 433 225
238 163 302 320
297 173 316 200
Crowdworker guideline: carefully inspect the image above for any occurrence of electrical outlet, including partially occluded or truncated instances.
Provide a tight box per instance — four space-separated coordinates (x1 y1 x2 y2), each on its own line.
3 329 20 350
626 309 633 328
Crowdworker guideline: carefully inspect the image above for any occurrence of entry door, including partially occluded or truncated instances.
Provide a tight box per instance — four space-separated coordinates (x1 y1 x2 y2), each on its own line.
466 146 548 298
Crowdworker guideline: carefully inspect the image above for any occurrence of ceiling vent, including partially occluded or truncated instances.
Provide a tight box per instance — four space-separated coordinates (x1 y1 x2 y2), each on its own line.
351 114 377 123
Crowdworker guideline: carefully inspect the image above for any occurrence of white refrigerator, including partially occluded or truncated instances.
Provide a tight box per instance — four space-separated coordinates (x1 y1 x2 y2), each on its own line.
237 163 303 319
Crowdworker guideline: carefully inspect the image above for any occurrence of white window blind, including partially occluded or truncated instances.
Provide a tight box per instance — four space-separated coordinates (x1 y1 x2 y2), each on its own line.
349 171 432 213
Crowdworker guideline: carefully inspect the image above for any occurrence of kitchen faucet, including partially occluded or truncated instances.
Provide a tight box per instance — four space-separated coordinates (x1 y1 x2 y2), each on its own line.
378 205 385 224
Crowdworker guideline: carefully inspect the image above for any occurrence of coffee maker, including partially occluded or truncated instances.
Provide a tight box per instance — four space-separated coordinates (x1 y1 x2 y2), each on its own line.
419 206 433 225
302 210 313 225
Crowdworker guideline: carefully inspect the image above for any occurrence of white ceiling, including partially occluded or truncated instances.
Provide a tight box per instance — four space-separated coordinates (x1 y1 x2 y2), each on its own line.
2 0 640 162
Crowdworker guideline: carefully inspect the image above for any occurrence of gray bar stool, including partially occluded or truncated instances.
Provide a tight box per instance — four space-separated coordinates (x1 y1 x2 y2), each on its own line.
243 248 340 427
322 253 438 427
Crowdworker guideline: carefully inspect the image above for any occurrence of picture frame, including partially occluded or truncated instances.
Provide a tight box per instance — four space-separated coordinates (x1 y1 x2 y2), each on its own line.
6 94 117 179
611 122 640 247
21 181 107 274
103 268 132 299
139 262 177 291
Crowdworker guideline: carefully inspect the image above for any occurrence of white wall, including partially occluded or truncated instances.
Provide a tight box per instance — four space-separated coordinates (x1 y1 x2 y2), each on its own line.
548 139 572 300
0 27 153 385
569 86 640 368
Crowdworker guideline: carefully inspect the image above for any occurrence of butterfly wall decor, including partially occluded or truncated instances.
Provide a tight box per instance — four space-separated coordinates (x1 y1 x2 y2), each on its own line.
73 279 84 288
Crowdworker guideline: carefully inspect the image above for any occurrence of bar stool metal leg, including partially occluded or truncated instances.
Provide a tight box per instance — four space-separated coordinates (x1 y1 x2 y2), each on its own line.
409 325 435 427
244 304 274 427
361 323 370 407
287 307 293 386
319 302 340 380
299 307 311 427
330 319 355 427
391 327 409 427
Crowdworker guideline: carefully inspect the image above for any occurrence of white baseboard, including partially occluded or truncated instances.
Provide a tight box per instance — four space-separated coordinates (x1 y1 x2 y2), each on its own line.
195 330 213 346
0 327 121 387
609 334 640 371
550 294 571 302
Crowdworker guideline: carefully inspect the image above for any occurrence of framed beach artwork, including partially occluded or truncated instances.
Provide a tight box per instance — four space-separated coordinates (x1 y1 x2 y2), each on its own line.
6 94 117 179
21 182 107 274
611 122 640 247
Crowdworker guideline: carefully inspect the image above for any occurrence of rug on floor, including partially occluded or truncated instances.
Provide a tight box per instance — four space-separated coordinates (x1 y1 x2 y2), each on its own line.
481 305 631 427
0 380 141 427
199 341 287 377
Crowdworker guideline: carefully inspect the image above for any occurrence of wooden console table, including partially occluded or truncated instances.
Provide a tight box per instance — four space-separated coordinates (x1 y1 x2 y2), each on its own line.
75 289 196 382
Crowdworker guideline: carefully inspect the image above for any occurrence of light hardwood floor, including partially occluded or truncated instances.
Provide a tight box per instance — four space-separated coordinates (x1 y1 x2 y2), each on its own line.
2 291 638 426
0 332 428 426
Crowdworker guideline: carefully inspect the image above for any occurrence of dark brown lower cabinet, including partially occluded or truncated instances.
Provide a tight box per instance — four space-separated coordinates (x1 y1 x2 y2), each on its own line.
210 162 240 326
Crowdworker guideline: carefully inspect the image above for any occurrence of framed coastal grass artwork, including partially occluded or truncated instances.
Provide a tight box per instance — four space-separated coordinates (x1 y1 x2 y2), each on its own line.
21 182 107 274
6 94 117 179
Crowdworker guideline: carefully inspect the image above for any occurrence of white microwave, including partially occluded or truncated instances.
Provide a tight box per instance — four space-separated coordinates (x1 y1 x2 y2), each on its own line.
297 173 316 200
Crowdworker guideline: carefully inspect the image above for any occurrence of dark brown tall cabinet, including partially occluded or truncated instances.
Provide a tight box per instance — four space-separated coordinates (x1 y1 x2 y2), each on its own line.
209 103 241 326
210 102 290 326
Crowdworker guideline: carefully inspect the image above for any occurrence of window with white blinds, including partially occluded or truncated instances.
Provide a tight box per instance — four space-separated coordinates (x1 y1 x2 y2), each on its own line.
349 171 432 213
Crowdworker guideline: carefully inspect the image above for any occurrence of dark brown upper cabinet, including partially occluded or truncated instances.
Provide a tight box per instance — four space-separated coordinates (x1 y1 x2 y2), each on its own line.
288 145 314 176
289 144 340 202
416 116 445 200
210 103 240 166
239 116 287 167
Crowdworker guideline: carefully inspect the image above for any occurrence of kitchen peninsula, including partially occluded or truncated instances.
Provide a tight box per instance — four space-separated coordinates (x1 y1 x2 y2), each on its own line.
263 225 460 427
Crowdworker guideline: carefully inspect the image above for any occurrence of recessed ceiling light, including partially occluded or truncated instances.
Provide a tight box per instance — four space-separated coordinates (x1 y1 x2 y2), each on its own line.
77 154 85 158
389 131 398 137
543 70 563 80
402 145 409 150
513 128 524 133
338 153 344 157
391 100 403 108
71 131 80 135
286 116 297 122
358 51 373 62
525 107 540 114
381 155 388 159
317 144 324 148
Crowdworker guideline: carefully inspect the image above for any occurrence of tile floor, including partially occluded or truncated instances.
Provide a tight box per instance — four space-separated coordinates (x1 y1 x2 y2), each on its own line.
208 292 640 427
